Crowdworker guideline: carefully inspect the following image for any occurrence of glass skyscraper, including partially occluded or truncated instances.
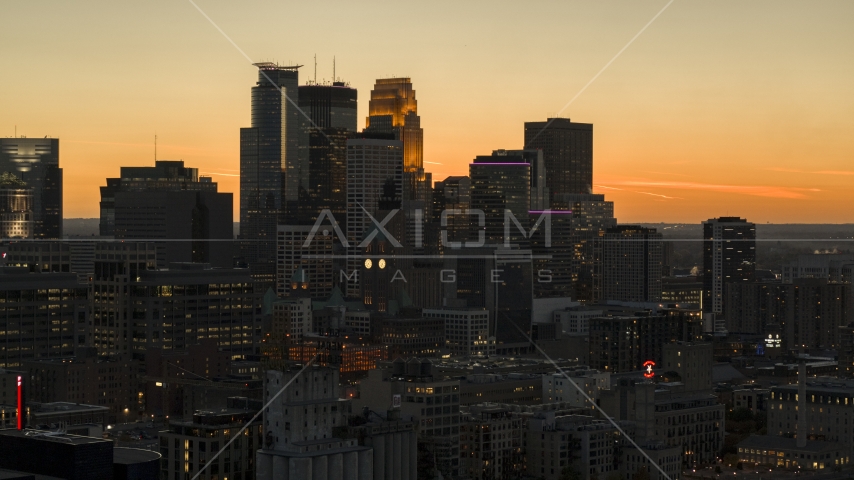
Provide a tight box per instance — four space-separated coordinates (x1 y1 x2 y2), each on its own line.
240 63 309 280
0 137 62 238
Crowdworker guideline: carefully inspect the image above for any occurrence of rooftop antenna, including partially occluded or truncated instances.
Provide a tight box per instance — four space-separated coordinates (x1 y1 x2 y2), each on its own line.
314 54 317 84
154 134 157 161
333 56 336 83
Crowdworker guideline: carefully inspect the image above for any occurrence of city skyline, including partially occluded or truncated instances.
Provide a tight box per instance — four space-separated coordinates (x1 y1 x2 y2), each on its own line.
3 0 853 223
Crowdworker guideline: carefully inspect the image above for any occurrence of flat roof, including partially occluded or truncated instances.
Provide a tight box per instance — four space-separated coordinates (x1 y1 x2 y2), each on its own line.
113 447 161 465
738 435 839 454
0 429 111 446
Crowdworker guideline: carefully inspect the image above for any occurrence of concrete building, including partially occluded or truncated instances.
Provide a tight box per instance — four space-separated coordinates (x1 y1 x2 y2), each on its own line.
553 306 602 335
703 217 756 315
469 153 532 244
353 359 461 478
588 310 701 374
423 307 494 357
782 253 854 284
725 279 853 349
661 276 703 309
768 377 854 458
380 313 444 359
543 367 610 408
25 401 109 431
256 364 374 480
0 137 62 238
523 118 593 201
599 379 725 467
24 350 140 422
340 408 419 480
344 137 403 297
525 414 624 480
0 172 33 239
661 342 713 393
733 388 769 414
459 373 542 406
737 435 845 470
0 267 89 368
159 398 262 480
603 225 663 303
100 160 233 268
92 252 261 359
460 404 524 480
276 225 333 299
270 297 313 344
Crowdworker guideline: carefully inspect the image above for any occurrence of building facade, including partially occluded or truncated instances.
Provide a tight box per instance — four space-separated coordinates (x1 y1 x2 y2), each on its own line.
603 225 663 302
703 217 756 314
0 137 62 238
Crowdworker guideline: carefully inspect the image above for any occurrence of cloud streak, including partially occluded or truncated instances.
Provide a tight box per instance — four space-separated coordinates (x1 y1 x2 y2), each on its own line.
605 180 820 199
767 167 854 176
595 184 682 200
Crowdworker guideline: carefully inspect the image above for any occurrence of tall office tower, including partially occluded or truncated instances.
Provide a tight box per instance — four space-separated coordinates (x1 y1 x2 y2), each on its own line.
256 365 374 480
298 82 358 131
298 82 357 224
240 63 309 279
276 225 333 299
470 154 532 245
702 217 756 314
345 138 403 297
0 137 62 238
0 267 89 368
433 176 472 252
523 118 593 202
0 172 33 238
603 225 663 302
366 78 422 172
99 160 233 268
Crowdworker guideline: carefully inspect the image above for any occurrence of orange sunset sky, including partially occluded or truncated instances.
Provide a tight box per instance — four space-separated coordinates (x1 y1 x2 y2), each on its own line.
2 0 853 223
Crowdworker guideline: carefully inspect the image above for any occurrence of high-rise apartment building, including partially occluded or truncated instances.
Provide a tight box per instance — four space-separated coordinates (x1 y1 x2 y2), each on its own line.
99 160 233 268
603 225 663 302
299 82 358 131
0 267 89 368
0 137 62 238
702 217 756 314
240 63 309 279
0 172 33 239
523 118 593 202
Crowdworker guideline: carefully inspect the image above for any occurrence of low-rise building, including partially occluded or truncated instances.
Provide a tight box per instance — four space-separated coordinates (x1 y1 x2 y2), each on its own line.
543 367 610 408
737 435 846 470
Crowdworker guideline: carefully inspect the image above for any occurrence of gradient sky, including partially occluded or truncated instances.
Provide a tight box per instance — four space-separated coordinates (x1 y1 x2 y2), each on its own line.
3 0 853 223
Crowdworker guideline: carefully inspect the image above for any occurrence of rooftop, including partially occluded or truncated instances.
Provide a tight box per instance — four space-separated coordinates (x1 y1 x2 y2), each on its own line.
738 435 839 454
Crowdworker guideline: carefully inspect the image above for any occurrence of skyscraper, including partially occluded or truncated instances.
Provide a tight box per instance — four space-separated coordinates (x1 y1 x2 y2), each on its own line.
297 82 358 224
0 172 33 239
344 138 403 297
469 153 532 245
603 225 663 302
366 78 422 172
240 63 309 280
0 137 62 238
524 118 593 202
99 160 233 268
703 217 756 314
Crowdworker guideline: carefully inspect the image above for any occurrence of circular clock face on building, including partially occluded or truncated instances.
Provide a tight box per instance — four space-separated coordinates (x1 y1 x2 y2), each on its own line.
378 259 387 269
364 259 373 269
